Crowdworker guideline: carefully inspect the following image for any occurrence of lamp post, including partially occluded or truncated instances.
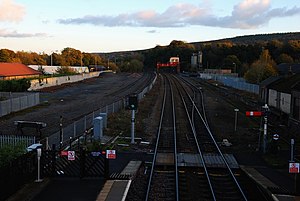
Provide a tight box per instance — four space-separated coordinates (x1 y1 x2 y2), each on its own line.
50 50 58 66
234 108 239 132
233 62 236 74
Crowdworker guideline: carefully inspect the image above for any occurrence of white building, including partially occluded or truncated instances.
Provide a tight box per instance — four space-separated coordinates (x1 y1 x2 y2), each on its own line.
28 65 89 75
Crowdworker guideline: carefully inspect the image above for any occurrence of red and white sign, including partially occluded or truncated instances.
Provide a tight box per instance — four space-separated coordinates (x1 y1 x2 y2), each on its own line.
106 150 116 159
246 111 262 117
289 163 300 173
68 151 76 161
61 151 68 156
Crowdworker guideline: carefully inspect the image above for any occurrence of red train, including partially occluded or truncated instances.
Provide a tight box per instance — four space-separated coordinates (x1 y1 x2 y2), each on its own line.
157 57 180 73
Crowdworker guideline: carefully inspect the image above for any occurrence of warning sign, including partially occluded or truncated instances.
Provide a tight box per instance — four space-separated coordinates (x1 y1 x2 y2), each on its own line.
289 163 299 173
68 151 76 161
106 150 116 159
273 134 279 141
61 151 68 156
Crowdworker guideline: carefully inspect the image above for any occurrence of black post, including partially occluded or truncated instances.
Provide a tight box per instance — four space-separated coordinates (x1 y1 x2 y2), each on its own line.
296 174 300 195
104 157 109 179
80 148 86 178
51 145 56 177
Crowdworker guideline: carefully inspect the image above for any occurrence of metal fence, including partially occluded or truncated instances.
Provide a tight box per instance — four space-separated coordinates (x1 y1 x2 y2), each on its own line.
0 92 40 117
42 74 157 149
0 152 37 201
200 73 259 94
0 135 36 148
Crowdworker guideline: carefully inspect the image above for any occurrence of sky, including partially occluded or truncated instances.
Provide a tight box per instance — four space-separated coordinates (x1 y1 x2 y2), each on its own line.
0 0 299 54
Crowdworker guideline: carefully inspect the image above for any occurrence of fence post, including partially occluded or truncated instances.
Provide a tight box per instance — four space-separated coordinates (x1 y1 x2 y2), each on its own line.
73 121 76 138
80 148 86 178
84 116 87 131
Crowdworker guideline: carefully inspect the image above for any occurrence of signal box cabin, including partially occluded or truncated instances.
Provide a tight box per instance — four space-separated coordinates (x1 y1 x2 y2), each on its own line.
157 57 180 73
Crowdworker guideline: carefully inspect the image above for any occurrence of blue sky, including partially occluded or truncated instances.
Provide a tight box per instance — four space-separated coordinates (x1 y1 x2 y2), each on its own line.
0 0 299 53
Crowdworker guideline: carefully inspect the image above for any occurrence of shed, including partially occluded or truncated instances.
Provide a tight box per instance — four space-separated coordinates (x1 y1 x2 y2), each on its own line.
0 63 41 80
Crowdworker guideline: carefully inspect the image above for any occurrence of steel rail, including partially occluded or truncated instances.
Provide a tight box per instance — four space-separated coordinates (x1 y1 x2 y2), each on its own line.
180 75 248 201
145 74 179 201
171 75 216 201
166 76 179 201
145 74 166 201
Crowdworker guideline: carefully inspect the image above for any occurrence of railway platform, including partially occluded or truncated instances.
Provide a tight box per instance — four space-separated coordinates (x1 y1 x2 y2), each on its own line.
241 166 299 201
96 160 142 201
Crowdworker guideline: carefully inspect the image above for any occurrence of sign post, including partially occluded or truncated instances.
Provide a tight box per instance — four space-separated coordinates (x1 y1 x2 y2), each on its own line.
262 104 269 154
128 95 138 144
106 150 116 159
291 139 295 162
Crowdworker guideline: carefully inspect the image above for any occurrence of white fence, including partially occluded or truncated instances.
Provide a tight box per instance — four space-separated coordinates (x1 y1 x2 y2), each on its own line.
0 92 40 117
0 135 36 148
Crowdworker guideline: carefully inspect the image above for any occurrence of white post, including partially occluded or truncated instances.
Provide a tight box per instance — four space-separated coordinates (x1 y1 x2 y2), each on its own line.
35 148 43 182
262 104 269 154
263 116 268 154
234 108 239 132
131 110 135 144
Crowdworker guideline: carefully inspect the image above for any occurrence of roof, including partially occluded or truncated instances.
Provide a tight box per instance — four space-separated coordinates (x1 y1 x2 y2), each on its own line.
260 76 281 87
0 63 41 77
292 82 300 92
277 63 300 75
269 74 300 93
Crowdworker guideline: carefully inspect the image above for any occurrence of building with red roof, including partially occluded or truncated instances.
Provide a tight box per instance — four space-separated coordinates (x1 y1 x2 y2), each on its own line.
0 63 41 80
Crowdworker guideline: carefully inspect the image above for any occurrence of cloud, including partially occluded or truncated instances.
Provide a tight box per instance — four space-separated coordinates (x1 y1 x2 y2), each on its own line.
0 0 25 22
0 29 47 38
58 0 300 29
147 30 158 33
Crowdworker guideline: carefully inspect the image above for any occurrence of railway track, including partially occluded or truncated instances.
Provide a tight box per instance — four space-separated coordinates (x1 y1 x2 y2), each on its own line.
146 74 178 201
144 73 268 201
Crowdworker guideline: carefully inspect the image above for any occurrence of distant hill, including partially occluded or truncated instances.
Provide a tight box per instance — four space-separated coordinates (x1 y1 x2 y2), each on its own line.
191 32 300 47
97 32 300 56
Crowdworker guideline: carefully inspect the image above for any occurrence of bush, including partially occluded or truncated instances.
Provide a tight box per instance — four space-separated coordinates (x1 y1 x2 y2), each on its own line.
0 143 26 168
0 78 31 92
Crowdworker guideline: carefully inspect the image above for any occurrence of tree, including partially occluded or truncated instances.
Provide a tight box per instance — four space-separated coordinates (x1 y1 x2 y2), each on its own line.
222 55 241 73
61 47 82 66
277 53 294 64
0 49 16 62
56 66 77 75
244 49 278 83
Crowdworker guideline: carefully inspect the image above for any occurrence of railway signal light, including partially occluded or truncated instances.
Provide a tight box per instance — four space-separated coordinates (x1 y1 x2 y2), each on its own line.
245 111 262 117
128 95 138 110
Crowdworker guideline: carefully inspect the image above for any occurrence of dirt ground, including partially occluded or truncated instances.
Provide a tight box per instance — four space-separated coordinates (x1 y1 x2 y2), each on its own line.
0 73 150 137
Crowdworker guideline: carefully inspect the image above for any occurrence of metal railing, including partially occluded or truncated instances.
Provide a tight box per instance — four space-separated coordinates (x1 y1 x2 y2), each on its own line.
200 73 259 94
42 73 157 149
0 135 36 148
